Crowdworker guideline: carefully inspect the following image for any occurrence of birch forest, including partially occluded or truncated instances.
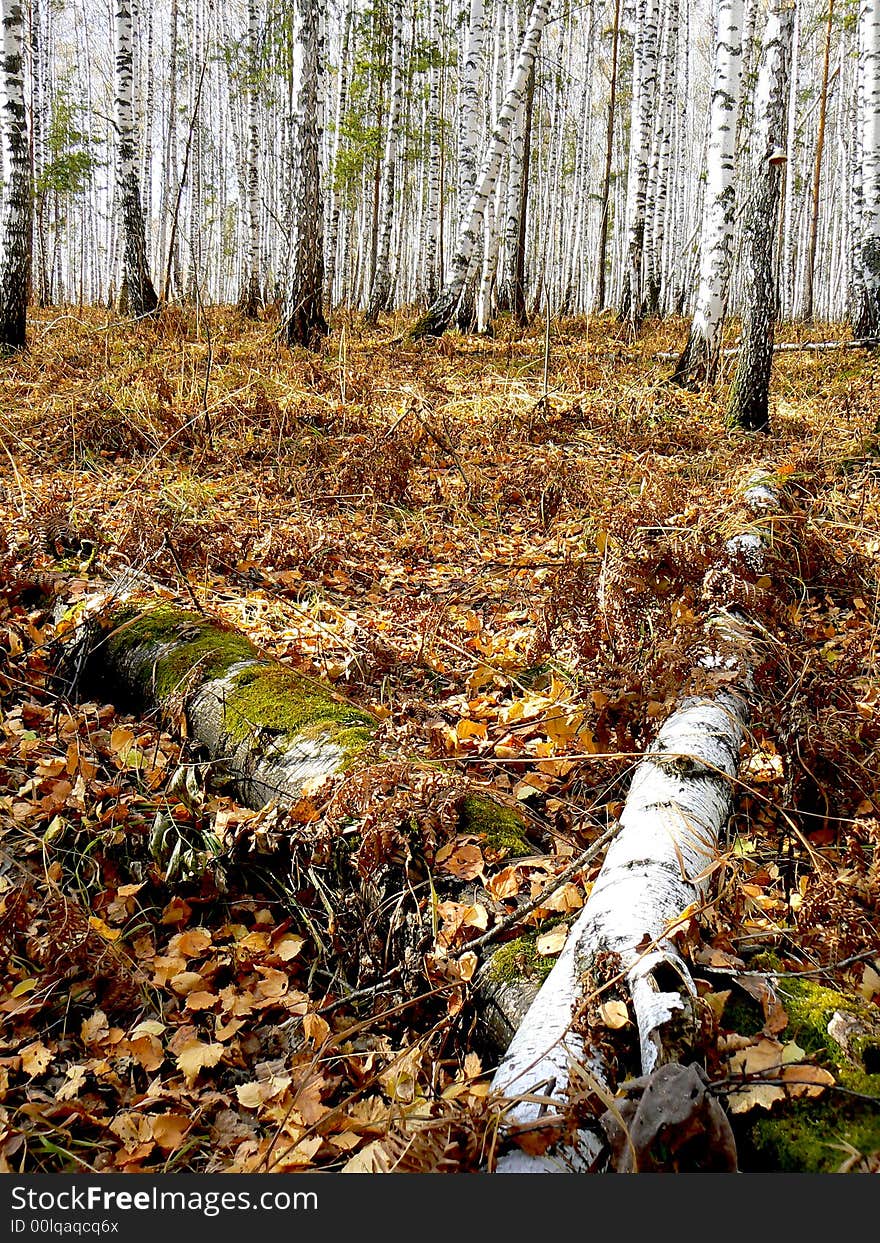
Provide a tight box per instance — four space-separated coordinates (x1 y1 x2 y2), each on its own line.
1 0 880 1185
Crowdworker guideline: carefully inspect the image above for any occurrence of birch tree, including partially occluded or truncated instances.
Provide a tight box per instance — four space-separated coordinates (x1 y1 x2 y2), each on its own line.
727 0 794 432
366 0 404 322
672 0 745 386
411 0 550 339
619 0 659 332
283 0 328 349
852 0 880 341
0 0 31 350
239 0 262 316
802 0 834 323
114 0 158 317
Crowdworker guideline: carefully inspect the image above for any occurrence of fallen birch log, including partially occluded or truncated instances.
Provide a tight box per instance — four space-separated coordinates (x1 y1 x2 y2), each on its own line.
657 336 879 362
489 477 786 1172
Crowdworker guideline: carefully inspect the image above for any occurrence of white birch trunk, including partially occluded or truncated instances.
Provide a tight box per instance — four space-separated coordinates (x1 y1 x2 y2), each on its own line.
239 0 262 315
367 0 404 320
620 0 659 331
412 0 550 338
490 478 782 1173
727 0 794 432
114 0 158 317
283 0 328 348
0 0 31 349
853 0 880 339
673 0 744 386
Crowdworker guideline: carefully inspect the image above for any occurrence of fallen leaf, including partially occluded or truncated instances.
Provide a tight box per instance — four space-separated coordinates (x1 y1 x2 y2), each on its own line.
175 1041 224 1084
536 924 568 955
598 1000 630 1030
151 1114 191 1151
20 1041 53 1078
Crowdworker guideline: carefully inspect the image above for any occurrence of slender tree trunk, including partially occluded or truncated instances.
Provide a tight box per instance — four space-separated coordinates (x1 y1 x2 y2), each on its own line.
0 0 32 350
512 58 534 328
283 0 328 349
619 0 659 333
422 0 443 303
239 0 262 316
727 0 794 432
672 0 745 387
803 0 834 324
852 0 880 340
324 0 352 308
367 0 404 322
594 0 621 313
114 0 158 318
411 0 550 340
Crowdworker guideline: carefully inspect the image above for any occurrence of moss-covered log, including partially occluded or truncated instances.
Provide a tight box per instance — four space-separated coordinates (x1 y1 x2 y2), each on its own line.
68 595 555 1047
93 602 377 808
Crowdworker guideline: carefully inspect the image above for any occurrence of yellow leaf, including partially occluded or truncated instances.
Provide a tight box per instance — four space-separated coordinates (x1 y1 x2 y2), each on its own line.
274 934 306 962
598 1000 630 1030
175 1040 224 1084
859 964 880 1001
20 1041 53 1078
184 990 219 1011
302 1013 331 1046
170 928 212 957
151 1114 191 1151
81 1010 110 1047
170 971 206 996
88 915 121 941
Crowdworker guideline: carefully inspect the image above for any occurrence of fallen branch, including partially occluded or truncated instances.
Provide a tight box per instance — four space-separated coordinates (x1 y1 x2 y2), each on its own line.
657 336 879 361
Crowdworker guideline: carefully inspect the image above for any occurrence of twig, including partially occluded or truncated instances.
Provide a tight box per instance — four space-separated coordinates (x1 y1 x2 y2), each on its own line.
161 532 204 614
464 821 621 958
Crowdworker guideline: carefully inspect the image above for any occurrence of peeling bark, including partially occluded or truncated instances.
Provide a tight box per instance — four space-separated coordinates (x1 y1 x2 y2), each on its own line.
489 478 786 1173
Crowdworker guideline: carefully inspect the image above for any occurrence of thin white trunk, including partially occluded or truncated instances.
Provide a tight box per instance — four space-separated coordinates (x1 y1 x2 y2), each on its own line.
412 0 550 338
853 0 880 338
0 0 31 348
673 0 745 385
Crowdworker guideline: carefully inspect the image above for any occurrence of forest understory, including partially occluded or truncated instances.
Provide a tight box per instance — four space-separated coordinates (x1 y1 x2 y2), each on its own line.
1 306 879 1175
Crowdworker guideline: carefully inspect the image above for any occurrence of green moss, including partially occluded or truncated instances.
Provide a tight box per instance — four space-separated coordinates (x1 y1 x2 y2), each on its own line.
722 991 765 1038
777 977 880 1095
105 604 256 699
748 1098 880 1173
485 933 556 987
740 977 880 1172
104 604 376 762
224 664 376 761
459 794 531 857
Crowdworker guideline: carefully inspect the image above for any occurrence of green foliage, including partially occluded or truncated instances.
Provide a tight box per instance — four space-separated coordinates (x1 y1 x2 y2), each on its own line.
37 87 100 202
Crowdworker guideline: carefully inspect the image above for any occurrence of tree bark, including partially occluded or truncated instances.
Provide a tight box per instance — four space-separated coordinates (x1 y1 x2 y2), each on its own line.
283 0 328 349
490 477 786 1173
0 0 32 350
726 1 794 433
410 0 550 340
672 0 745 387
852 0 880 340
114 0 158 319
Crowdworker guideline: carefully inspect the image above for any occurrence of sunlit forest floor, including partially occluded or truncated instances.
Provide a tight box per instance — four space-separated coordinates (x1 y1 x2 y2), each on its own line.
1 307 878 1172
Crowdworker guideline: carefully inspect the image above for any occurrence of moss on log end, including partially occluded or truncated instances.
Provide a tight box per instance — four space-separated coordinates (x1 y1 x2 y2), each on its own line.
741 978 880 1172
457 794 532 858
476 932 559 1053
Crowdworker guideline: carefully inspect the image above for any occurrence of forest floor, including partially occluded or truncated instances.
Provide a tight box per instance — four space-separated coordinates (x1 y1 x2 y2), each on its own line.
0 307 878 1174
